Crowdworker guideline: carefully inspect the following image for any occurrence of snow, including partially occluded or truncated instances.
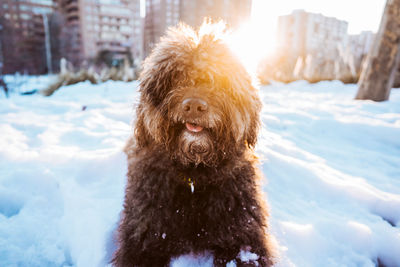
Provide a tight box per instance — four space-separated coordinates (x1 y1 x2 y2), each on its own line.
0 78 400 266
259 81 400 267
238 249 260 264
0 80 136 266
3 74 56 95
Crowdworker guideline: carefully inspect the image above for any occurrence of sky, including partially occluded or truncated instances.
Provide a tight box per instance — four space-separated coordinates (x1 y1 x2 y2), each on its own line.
252 0 387 35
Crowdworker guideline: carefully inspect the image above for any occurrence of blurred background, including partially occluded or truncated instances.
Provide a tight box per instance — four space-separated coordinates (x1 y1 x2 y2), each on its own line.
0 0 396 93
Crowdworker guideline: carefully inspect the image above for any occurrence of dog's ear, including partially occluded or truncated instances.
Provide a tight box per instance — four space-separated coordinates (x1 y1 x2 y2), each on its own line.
136 52 182 147
139 54 184 107
139 24 197 107
224 68 262 149
245 111 261 148
243 93 261 149
133 102 153 148
230 75 262 149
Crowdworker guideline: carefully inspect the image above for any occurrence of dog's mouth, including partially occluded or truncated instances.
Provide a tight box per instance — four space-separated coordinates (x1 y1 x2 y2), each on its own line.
173 119 218 166
185 122 204 133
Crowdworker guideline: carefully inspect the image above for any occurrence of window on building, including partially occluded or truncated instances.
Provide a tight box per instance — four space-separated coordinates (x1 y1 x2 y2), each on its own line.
314 24 319 34
32 6 53 14
19 5 30 11
20 14 31 20
99 0 122 5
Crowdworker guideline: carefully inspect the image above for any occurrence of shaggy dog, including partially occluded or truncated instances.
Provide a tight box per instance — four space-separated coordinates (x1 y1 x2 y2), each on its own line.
112 22 275 267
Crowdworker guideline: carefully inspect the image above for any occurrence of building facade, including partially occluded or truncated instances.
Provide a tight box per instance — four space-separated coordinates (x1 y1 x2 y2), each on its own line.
0 0 143 74
0 0 56 74
58 0 142 67
144 0 252 57
143 0 181 56
0 22 3 74
277 10 348 58
347 31 374 59
346 31 375 72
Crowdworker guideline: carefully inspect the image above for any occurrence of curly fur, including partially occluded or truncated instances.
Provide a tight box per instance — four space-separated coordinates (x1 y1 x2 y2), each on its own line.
112 22 275 267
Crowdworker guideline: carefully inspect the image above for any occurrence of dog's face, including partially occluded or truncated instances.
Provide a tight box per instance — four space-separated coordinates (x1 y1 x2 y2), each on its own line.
135 23 261 167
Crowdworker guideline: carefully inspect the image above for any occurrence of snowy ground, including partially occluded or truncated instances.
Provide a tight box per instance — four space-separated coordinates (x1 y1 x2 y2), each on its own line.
0 78 399 267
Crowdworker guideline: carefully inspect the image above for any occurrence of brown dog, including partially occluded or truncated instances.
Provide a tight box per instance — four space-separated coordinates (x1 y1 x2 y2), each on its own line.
112 22 275 267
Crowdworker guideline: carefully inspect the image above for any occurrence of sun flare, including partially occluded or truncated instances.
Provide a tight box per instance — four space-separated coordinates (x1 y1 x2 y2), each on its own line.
227 18 276 76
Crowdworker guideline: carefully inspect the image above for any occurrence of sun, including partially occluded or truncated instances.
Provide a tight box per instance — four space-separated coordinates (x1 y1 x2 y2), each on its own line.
226 17 277 76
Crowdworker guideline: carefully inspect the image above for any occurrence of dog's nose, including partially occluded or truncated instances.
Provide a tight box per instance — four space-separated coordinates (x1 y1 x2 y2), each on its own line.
182 98 208 115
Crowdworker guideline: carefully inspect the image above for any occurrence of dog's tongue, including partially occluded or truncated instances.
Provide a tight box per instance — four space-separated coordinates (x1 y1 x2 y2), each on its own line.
186 122 203 133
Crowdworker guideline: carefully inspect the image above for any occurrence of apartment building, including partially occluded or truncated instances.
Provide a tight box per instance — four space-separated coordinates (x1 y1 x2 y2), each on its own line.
277 10 348 57
58 0 142 67
143 0 180 56
0 0 56 74
0 0 143 73
348 31 374 59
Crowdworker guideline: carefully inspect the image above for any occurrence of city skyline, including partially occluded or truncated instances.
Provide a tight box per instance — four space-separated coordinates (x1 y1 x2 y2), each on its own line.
251 0 386 39
140 0 386 35
0 0 388 75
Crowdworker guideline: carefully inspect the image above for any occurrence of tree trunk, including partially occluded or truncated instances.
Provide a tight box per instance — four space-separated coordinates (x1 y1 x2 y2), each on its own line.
355 0 400 101
394 63 400 87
